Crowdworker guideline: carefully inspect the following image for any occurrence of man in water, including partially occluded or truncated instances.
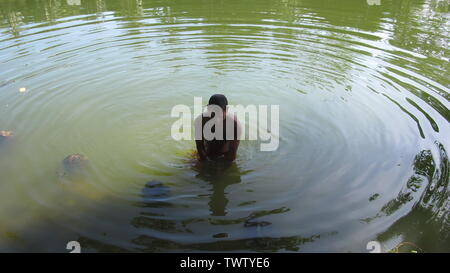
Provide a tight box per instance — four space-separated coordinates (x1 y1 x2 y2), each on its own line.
195 94 241 162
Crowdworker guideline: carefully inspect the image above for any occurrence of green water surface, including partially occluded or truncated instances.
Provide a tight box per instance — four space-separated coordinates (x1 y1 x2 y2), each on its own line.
0 0 449 252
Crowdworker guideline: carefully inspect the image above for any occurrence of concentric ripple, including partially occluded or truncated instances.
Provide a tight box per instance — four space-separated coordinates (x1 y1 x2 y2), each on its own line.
0 0 448 252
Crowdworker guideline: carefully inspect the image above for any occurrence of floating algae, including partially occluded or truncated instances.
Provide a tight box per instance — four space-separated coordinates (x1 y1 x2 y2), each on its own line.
175 149 199 162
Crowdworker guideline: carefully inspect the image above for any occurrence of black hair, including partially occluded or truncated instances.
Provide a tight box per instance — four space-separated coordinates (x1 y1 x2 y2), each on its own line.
208 94 228 111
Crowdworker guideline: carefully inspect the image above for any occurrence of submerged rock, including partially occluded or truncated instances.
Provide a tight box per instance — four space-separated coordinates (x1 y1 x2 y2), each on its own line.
59 154 89 183
58 154 105 202
142 180 171 198
62 154 88 168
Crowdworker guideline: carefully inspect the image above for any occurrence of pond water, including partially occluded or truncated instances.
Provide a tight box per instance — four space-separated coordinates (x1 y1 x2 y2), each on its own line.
0 0 449 252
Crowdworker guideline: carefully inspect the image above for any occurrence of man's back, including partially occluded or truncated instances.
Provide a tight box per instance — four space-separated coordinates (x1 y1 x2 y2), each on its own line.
195 94 241 162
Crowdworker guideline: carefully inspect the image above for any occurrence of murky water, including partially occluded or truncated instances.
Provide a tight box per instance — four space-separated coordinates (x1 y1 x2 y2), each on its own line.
0 0 448 253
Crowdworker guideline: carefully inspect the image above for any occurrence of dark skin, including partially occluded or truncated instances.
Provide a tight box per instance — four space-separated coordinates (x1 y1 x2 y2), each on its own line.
195 109 241 162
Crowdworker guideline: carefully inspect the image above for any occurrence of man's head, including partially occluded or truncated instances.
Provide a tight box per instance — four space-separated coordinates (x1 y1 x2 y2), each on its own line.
208 94 228 112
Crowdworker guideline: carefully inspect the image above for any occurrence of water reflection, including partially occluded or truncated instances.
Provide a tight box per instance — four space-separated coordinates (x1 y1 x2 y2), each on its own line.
0 0 448 252
192 160 242 216
367 0 381 6
67 0 81 6
362 142 449 252
129 233 324 252
125 159 310 252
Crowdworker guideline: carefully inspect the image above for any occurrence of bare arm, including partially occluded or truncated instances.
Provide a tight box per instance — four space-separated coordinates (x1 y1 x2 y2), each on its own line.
196 139 207 161
194 114 207 161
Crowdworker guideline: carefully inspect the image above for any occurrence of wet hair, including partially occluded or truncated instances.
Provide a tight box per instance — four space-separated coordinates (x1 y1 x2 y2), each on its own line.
208 94 228 111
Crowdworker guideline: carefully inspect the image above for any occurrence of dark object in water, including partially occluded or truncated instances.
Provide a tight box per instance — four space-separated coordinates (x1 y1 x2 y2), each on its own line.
0 130 14 144
142 180 171 198
62 154 88 168
59 154 89 182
